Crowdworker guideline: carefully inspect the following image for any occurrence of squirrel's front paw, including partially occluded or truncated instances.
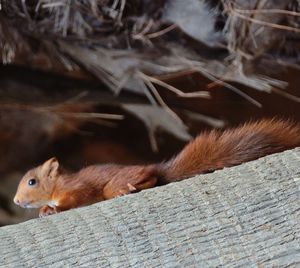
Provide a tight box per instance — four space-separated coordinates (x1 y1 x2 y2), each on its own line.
39 205 58 218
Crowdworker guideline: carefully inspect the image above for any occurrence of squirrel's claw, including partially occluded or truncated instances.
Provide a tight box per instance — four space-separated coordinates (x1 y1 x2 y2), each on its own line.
39 205 58 218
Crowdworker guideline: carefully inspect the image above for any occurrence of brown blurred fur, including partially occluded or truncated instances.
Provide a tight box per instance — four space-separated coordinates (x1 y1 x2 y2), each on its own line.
14 119 300 217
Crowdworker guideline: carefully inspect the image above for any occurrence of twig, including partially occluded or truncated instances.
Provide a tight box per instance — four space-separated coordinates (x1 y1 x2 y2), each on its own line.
21 0 32 21
178 58 261 107
117 0 126 24
64 91 89 103
41 1 65 8
146 24 177 39
148 129 158 152
59 112 124 120
225 2 300 33
272 88 300 103
132 20 154 40
140 80 159 106
233 12 300 33
133 23 177 42
0 103 124 120
142 77 183 124
139 72 210 98
233 8 300 17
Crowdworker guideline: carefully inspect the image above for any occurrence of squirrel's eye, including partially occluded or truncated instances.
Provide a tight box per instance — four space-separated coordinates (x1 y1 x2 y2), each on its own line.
28 179 36 186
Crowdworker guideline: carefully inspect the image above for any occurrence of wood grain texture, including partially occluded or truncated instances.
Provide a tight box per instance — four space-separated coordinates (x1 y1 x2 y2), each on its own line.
1 148 300 267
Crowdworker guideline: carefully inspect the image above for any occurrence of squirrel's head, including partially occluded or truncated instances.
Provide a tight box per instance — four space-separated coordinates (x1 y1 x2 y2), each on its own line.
14 157 60 209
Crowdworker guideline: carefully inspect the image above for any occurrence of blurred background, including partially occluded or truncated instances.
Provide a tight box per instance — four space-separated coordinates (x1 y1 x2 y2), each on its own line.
0 0 299 225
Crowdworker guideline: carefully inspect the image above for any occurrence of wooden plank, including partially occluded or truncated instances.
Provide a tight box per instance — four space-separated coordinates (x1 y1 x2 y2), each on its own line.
0 148 299 267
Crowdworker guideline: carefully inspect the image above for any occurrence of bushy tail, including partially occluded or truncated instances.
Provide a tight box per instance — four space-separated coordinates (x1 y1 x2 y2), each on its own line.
160 118 300 182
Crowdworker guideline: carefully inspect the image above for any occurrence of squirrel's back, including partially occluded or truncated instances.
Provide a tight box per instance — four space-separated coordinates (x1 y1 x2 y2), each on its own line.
161 119 300 182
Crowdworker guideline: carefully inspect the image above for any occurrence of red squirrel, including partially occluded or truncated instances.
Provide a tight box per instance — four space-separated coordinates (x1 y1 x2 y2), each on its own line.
14 118 300 217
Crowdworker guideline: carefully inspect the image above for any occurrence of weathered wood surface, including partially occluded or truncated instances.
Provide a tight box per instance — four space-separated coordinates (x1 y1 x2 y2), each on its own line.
0 148 300 267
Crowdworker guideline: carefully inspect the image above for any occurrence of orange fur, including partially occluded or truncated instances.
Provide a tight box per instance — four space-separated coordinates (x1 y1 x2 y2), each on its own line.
161 118 300 181
13 119 300 217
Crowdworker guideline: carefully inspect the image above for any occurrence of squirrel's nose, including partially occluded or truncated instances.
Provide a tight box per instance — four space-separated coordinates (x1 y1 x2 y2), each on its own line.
13 197 20 205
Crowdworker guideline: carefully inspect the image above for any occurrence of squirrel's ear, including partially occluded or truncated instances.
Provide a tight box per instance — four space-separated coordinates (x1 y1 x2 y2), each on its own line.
40 157 59 178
